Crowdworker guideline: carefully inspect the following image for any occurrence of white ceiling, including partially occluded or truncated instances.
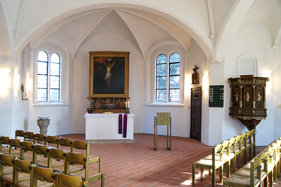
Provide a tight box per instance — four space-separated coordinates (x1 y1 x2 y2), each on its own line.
43 9 187 57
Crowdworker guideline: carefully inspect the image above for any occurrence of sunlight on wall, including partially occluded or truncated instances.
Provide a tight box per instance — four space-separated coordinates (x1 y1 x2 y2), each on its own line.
13 72 20 97
202 71 209 96
0 68 10 97
261 69 271 95
26 73 32 96
185 73 192 98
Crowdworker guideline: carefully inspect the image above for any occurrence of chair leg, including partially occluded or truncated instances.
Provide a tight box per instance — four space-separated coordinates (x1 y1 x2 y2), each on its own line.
154 124 158 151
219 165 223 184
199 167 204 180
169 124 172 150
167 125 171 151
212 167 215 187
244 148 247 164
233 156 236 172
154 124 156 150
227 161 230 178
166 125 168 150
192 164 196 185
101 174 104 187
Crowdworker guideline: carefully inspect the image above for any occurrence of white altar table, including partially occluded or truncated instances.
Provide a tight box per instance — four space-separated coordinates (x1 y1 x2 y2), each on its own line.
85 113 135 141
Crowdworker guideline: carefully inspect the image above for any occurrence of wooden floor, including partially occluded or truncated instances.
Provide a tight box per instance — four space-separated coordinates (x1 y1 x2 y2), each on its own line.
62 133 281 187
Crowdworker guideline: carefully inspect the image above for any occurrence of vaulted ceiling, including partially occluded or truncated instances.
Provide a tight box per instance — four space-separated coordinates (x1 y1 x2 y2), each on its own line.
0 0 280 58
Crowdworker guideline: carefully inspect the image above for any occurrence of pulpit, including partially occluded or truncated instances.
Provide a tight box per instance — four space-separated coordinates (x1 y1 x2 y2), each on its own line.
228 75 268 130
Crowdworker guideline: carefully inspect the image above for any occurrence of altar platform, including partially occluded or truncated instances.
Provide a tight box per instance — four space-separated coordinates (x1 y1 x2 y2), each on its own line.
84 113 135 143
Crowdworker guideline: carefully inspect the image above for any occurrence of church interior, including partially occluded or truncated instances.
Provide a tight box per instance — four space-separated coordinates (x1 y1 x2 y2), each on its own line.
0 0 281 186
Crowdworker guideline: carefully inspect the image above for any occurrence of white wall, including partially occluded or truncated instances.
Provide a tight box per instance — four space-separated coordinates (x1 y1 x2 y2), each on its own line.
72 13 145 134
220 21 278 146
0 58 13 137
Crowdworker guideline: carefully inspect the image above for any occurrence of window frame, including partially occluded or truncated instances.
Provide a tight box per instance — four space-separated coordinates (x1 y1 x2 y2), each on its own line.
155 52 181 103
36 51 61 102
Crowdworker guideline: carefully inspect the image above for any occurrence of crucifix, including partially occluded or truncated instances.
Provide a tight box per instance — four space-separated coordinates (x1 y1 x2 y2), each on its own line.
192 65 199 84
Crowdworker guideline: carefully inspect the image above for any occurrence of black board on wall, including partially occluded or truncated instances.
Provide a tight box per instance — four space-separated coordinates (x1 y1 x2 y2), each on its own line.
209 85 224 107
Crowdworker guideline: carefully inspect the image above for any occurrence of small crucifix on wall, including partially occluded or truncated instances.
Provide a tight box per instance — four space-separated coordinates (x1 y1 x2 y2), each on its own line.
192 65 200 84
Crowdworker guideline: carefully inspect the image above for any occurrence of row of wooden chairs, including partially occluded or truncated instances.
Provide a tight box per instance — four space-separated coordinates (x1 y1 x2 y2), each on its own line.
1 130 94 160
224 136 281 186
0 130 104 186
15 130 89 154
192 129 256 186
0 153 104 186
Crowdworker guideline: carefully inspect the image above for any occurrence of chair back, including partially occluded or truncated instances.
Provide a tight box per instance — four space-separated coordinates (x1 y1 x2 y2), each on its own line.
13 159 32 174
49 148 65 161
0 136 10 144
15 130 25 139
0 153 13 166
35 134 46 145
65 152 86 166
155 112 171 126
46 136 59 147
57 173 84 187
21 141 33 151
58 138 72 151
33 166 56 184
9 138 21 155
72 140 90 156
24 131 35 142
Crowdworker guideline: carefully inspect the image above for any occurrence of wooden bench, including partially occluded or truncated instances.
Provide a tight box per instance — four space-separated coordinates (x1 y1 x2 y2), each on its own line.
192 129 256 186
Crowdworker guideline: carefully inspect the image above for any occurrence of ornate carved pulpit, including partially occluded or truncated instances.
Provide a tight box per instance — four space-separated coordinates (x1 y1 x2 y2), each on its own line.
228 75 269 130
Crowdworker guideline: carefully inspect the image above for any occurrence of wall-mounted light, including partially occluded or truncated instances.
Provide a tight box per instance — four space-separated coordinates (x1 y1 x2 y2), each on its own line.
20 83 28 100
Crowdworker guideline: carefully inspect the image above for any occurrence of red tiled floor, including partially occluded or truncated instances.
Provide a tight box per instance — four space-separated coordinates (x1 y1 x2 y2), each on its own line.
62 133 281 187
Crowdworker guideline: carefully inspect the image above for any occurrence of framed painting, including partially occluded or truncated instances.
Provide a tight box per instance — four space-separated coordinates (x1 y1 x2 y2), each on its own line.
89 51 130 98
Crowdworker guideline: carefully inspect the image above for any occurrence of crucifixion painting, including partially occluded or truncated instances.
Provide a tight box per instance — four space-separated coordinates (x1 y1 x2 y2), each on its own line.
104 58 116 87
89 51 129 97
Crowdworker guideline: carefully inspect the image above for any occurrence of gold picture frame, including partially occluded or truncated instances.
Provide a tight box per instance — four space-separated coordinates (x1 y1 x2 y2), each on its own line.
89 51 130 98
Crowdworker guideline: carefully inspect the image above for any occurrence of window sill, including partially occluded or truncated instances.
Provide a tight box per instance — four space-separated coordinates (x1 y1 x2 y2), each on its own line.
146 102 184 107
33 102 70 107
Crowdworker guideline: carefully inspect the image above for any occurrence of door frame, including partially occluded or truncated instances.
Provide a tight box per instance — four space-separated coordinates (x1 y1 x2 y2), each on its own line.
190 87 202 142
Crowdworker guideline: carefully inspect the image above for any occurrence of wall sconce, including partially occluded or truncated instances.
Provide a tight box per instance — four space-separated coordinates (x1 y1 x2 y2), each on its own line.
20 83 28 100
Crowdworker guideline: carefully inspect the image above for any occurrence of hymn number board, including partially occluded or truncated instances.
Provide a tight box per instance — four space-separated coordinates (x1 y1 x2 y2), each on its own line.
209 85 224 107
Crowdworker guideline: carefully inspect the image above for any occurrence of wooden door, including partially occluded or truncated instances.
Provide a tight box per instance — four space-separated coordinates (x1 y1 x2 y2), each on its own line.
190 87 202 142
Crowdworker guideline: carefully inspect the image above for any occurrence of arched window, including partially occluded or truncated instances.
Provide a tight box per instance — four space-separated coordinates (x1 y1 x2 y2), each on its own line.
169 52 180 102
37 51 61 102
156 54 167 102
155 52 180 102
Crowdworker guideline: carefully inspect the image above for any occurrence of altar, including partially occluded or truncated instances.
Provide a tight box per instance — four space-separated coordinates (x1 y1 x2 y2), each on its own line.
85 113 135 142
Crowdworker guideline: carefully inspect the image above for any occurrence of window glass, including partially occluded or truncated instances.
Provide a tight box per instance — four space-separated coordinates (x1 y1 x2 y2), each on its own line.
37 89 47 102
37 62 48 75
50 63 60 76
36 51 61 102
51 53 60 63
156 54 167 64
170 52 180 63
38 51 48 62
